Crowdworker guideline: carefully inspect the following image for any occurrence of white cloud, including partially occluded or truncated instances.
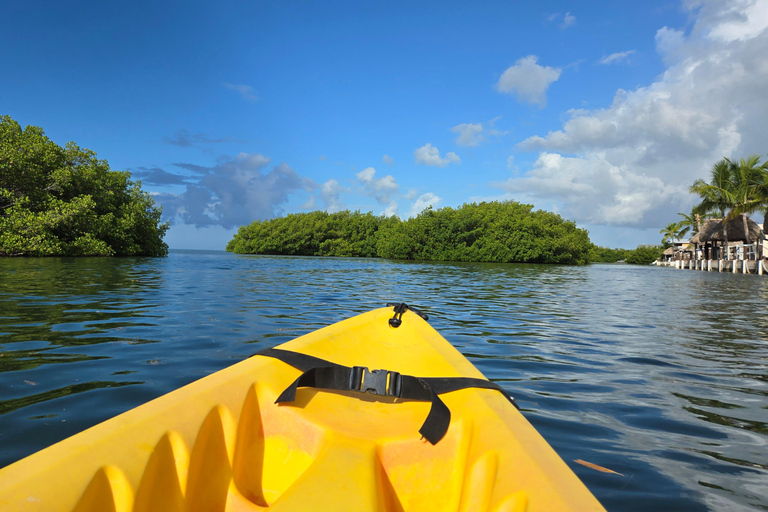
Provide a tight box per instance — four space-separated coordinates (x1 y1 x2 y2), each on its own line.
382 201 399 217
496 56 562 107
451 117 507 146
222 83 258 102
408 193 442 217
320 179 345 212
495 152 683 226
561 12 576 29
486 115 507 136
301 195 316 210
507 0 768 230
355 167 399 204
382 154 394 164
414 143 461 167
655 26 685 58
706 0 768 42
547 12 576 29
598 50 636 65
451 123 484 146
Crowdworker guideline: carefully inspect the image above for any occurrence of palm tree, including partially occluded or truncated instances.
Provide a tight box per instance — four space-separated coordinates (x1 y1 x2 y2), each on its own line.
691 159 735 258
724 155 768 259
690 159 734 218
660 221 684 246
676 211 698 239
691 155 768 260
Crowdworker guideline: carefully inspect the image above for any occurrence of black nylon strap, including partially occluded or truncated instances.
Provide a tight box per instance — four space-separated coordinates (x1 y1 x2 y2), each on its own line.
259 348 343 372
251 348 517 445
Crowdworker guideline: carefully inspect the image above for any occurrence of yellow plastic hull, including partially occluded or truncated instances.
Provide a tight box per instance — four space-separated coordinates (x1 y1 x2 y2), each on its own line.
0 307 605 511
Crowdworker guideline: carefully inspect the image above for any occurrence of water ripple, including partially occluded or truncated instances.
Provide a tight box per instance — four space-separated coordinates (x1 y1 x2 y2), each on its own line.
1 252 767 511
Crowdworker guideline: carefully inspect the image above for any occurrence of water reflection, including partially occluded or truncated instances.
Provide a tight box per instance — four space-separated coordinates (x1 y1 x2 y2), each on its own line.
0 253 767 511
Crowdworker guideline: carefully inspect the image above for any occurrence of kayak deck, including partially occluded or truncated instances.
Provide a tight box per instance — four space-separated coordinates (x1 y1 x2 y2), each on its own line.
0 307 605 511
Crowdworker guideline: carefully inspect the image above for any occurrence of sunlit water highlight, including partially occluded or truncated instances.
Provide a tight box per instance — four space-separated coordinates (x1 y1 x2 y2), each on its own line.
1 250 767 511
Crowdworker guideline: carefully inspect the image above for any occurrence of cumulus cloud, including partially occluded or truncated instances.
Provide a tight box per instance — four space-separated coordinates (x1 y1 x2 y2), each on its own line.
414 143 461 167
451 123 484 146
153 153 314 228
382 154 394 164
356 167 399 204
408 193 442 217
451 117 507 146
320 179 345 212
382 201 399 217
598 50 636 65
506 0 768 230
222 82 258 101
655 26 686 58
496 56 562 107
707 0 768 42
495 152 683 226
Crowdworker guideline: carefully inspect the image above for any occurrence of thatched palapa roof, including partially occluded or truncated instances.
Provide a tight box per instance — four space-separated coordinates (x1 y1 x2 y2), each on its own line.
663 247 675 256
689 217 762 244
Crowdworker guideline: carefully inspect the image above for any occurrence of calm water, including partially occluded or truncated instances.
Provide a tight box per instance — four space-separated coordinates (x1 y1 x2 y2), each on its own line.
1 250 767 510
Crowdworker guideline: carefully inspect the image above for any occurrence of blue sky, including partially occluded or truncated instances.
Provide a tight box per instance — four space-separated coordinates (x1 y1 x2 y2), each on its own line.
3 0 768 250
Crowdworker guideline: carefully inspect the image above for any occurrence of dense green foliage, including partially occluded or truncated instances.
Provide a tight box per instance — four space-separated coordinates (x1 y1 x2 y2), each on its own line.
625 245 664 265
226 210 381 257
1 116 168 256
589 246 630 263
227 201 594 265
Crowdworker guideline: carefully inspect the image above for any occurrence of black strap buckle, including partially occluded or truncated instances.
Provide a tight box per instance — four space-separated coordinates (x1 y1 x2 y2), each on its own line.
349 366 402 397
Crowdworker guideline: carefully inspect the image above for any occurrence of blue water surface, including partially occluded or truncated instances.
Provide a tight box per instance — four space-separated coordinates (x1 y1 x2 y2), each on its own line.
1 250 767 511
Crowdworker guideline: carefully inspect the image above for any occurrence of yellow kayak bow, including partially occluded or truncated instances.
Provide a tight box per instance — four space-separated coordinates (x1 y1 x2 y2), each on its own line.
0 305 605 511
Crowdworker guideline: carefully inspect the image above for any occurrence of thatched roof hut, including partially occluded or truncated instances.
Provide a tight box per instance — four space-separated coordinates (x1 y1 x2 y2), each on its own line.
662 247 675 256
689 217 762 244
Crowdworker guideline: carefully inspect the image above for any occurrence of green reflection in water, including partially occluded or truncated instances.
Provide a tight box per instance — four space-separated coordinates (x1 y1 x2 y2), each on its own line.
699 450 768 470
0 349 108 373
672 392 745 410
0 381 143 416
683 406 768 435
0 256 163 351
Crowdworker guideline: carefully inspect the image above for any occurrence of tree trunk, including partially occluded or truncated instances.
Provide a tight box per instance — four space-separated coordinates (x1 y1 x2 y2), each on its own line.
742 213 750 260
757 208 768 261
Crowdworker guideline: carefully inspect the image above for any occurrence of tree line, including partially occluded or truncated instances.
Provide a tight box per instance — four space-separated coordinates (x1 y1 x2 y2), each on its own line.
0 116 168 257
227 201 660 265
1 115 663 264
661 155 768 249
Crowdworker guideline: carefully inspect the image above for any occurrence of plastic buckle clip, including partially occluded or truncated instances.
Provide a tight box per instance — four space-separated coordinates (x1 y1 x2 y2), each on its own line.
350 366 402 397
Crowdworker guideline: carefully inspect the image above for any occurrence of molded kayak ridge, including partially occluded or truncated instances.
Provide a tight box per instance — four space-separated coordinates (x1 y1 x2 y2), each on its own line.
0 306 606 511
